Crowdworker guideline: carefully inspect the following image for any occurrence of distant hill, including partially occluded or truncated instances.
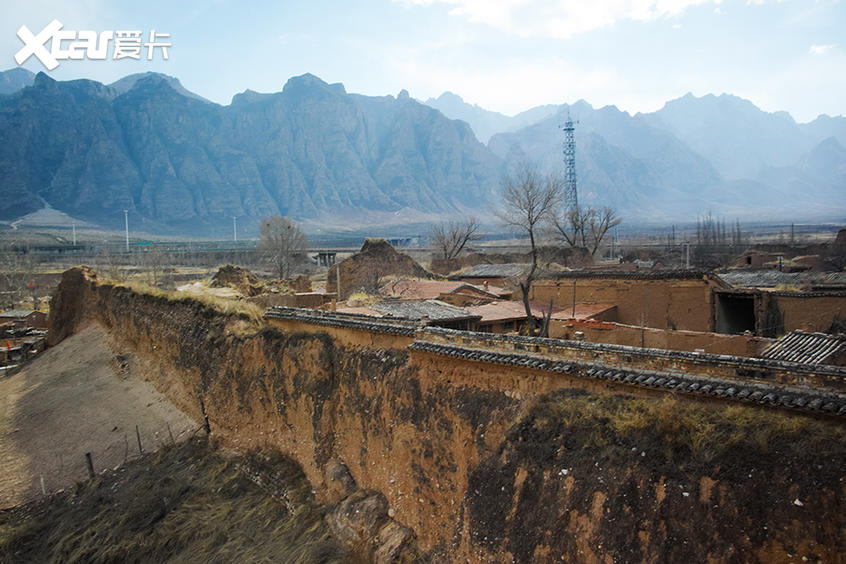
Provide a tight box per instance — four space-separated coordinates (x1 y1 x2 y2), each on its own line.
487 97 846 221
109 72 213 104
753 137 846 216
0 68 35 95
0 72 502 234
0 69 843 235
643 93 822 180
423 91 557 144
488 101 727 219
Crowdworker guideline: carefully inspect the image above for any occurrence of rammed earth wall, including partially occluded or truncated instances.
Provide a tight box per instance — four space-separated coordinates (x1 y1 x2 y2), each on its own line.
48 267 846 562
531 272 713 332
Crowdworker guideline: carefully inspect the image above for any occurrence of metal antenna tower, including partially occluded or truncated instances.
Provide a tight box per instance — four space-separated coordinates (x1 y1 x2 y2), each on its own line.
561 113 578 210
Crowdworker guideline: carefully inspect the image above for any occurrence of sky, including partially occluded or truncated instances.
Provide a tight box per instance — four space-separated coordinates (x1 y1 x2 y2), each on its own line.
2 0 844 123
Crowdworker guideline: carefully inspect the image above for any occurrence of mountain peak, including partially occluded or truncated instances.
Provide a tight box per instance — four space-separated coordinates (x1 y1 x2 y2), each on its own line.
282 73 349 98
34 71 56 87
231 88 275 105
110 72 211 103
283 73 328 91
436 91 464 103
810 135 845 155
0 67 36 95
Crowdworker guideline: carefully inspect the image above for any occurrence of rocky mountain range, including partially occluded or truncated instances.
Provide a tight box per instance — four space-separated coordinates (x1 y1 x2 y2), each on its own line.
433 91 846 221
0 68 843 235
424 91 558 144
0 67 35 95
0 71 500 234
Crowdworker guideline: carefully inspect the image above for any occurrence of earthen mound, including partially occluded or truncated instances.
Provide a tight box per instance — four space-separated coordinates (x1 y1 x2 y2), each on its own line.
327 239 434 299
210 265 264 296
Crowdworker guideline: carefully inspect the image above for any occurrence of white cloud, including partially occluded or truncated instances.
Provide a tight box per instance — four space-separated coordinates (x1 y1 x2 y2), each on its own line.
398 0 721 38
809 44 835 55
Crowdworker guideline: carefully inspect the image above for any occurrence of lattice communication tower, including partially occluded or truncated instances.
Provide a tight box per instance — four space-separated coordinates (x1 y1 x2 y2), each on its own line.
561 115 578 210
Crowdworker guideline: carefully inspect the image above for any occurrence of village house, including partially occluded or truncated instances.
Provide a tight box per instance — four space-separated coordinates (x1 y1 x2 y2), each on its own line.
0 309 48 331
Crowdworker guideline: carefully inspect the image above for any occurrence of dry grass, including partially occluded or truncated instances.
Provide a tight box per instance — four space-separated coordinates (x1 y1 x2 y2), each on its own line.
0 438 347 563
110 279 264 327
773 284 802 292
345 291 380 306
532 390 846 464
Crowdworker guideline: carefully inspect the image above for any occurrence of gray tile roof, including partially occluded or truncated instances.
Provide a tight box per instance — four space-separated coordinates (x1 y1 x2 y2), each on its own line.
410 338 846 417
762 331 846 365
715 270 846 290
0 310 39 318
456 263 530 279
370 300 479 321
265 306 420 336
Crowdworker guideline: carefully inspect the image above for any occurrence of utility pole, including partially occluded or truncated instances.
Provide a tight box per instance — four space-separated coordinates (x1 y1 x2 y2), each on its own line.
123 209 129 252
336 265 341 302
72 222 76 246
685 241 690 269
571 279 577 319
233 216 237 242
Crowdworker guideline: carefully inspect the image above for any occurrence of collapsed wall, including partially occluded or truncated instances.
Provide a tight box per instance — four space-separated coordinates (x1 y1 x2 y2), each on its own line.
49 267 846 562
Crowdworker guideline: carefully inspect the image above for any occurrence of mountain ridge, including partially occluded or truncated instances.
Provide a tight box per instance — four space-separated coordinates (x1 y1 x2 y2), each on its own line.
0 68 843 235
0 71 502 235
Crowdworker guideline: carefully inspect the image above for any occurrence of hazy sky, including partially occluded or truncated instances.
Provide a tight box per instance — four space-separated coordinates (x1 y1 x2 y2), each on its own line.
3 0 844 122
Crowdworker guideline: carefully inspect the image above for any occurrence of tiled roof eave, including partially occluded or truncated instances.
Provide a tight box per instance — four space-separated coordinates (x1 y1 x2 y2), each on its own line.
409 340 846 417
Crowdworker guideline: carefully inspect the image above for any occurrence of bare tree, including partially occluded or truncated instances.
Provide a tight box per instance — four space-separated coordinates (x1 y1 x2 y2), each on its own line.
139 246 171 288
94 244 128 282
260 216 309 279
584 207 621 256
554 207 588 249
0 245 35 310
430 217 480 260
497 164 563 336
554 205 620 256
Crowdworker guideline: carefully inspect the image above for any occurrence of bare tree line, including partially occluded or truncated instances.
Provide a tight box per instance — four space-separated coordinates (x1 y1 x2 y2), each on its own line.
497 163 620 336
430 218 480 260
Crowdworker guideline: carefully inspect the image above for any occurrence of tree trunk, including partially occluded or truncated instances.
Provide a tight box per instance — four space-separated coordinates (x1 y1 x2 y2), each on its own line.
521 230 539 335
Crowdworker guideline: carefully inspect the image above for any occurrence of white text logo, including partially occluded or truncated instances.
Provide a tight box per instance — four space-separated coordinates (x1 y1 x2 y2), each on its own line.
15 20 171 70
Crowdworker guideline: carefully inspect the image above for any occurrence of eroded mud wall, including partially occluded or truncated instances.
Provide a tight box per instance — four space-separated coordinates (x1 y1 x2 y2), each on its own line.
49 268 846 562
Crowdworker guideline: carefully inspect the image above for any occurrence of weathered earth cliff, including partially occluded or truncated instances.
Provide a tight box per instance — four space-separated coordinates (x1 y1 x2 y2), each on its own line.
49 267 846 562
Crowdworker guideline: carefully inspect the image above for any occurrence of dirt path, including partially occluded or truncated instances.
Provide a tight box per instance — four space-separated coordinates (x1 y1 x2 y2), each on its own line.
0 324 198 508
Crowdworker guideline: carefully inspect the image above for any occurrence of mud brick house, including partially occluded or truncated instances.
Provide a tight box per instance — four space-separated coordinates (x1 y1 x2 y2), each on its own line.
452 263 531 288
468 301 616 334
379 279 511 306
711 271 846 336
0 309 48 331
531 270 713 332
531 270 846 338
338 299 481 331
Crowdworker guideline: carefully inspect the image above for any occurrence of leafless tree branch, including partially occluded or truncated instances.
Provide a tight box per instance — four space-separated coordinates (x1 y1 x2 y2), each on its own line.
430 217 480 260
259 216 309 279
497 163 563 336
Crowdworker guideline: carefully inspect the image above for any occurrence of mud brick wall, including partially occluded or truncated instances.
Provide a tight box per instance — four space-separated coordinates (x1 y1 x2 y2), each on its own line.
47 268 846 562
550 320 772 358
531 274 713 332
418 326 846 393
770 293 846 333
